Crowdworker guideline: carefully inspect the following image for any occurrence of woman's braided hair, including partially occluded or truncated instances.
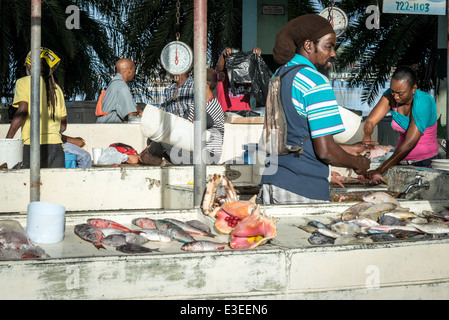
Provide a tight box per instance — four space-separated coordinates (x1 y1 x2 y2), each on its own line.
40 58 58 121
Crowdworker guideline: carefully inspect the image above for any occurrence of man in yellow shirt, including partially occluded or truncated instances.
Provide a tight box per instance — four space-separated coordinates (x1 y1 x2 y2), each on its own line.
6 48 67 168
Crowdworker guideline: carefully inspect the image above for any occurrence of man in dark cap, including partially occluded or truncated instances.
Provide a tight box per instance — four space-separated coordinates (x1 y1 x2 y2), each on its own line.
258 14 374 204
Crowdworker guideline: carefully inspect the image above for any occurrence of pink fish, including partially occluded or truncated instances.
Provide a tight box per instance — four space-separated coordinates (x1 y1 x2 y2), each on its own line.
87 218 141 235
131 217 157 230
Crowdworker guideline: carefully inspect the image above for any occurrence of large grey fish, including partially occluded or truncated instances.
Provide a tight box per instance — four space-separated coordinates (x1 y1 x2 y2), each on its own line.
164 218 215 237
101 233 148 247
101 234 127 247
115 243 159 254
181 240 227 251
155 220 195 243
341 202 374 221
74 224 105 250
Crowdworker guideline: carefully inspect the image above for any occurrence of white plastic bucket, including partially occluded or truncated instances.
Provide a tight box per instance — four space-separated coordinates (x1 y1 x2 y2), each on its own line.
140 104 195 152
333 107 362 144
0 139 23 169
26 201 66 244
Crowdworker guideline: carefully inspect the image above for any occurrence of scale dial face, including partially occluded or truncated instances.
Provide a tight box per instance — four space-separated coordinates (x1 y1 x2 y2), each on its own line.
319 7 349 38
160 41 193 75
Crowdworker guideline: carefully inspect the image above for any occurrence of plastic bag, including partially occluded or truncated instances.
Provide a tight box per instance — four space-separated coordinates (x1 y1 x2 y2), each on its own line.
225 51 273 106
97 147 128 165
250 54 273 106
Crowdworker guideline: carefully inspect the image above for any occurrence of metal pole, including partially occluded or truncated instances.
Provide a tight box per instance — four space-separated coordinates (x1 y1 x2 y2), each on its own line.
30 0 42 201
447 0 449 158
193 0 207 207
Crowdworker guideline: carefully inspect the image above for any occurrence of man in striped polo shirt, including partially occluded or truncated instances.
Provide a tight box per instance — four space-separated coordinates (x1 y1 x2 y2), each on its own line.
259 14 372 204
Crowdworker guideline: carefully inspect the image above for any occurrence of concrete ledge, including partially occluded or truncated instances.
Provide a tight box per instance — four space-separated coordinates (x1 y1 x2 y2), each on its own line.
0 164 255 214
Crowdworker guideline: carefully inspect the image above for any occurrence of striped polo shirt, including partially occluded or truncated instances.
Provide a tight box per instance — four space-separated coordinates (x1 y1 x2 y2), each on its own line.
286 55 344 138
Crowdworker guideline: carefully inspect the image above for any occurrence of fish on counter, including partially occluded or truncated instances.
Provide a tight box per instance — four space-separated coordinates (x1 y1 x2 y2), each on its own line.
164 218 215 237
181 240 228 251
0 231 50 259
297 191 449 246
155 220 195 243
115 243 159 254
138 229 172 243
100 232 149 247
74 224 106 250
132 217 157 230
186 220 213 235
87 218 142 235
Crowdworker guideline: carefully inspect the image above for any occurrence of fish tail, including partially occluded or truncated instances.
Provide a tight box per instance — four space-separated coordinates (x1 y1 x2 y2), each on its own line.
95 243 106 250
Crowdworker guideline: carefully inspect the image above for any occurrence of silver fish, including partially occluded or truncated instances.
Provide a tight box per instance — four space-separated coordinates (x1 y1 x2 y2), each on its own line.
317 228 340 239
115 243 159 254
125 233 148 245
331 221 362 236
74 224 105 250
370 225 418 233
139 229 172 242
411 222 449 235
349 218 379 228
181 240 227 251
164 218 215 237
155 220 195 243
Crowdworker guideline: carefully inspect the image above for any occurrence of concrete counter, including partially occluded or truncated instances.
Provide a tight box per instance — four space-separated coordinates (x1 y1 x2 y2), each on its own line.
1 200 449 299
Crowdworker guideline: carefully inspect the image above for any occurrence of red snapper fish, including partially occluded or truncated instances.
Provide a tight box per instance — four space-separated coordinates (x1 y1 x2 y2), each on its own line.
87 218 142 235
74 224 106 250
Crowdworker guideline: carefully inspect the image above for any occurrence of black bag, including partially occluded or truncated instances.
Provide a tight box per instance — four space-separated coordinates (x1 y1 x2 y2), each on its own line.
259 64 309 156
225 51 273 106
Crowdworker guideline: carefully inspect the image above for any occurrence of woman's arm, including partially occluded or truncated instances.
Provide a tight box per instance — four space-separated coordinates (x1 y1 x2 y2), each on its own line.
362 95 392 141
6 101 28 138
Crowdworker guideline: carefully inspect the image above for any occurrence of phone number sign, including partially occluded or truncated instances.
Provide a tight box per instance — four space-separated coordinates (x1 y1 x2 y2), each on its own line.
383 0 446 15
